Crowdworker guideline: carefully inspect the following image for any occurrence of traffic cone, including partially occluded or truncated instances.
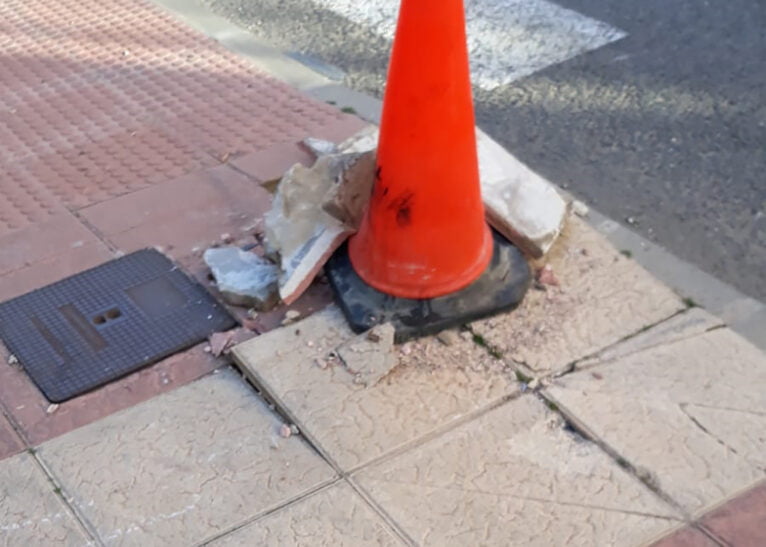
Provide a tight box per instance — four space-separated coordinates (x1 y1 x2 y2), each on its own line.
348 0 492 299
326 0 531 339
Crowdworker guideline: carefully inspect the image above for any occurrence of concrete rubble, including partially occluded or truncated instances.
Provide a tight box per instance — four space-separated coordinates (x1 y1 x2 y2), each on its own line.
336 323 397 387
203 247 280 310
264 151 375 305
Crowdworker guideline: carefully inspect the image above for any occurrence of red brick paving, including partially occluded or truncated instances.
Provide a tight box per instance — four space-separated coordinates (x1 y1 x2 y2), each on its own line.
701 480 766 547
0 0 356 235
0 0 364 446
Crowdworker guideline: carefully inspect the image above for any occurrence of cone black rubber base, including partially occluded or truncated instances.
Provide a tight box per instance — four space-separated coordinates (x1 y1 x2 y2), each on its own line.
325 230 531 342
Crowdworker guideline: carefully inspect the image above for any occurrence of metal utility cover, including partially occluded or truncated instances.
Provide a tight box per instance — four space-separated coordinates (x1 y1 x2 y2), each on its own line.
0 249 235 402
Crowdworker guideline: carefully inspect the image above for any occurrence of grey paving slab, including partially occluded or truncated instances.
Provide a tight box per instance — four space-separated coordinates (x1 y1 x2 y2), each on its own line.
546 327 766 516
471 216 684 376
232 306 520 471
37 369 335 546
0 452 92 546
354 396 681 546
210 481 403 546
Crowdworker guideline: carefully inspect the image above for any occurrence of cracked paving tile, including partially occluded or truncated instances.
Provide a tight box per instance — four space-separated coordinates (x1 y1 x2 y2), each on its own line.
210 482 403 546
354 395 681 546
232 306 520 471
546 327 766 516
0 452 92 545
36 369 335 546
471 216 684 376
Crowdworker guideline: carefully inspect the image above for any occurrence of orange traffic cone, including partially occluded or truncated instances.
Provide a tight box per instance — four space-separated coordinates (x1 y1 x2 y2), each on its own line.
326 0 531 340
348 0 492 299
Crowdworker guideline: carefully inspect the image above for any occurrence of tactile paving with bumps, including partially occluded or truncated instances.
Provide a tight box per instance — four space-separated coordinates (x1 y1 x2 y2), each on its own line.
0 250 235 402
0 0 349 234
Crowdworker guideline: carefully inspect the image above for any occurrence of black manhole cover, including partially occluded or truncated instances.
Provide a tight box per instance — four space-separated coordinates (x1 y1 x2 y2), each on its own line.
0 249 235 402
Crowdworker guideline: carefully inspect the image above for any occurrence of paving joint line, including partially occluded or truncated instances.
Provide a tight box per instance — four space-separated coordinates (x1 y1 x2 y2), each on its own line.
195 478 344 546
29 448 105 546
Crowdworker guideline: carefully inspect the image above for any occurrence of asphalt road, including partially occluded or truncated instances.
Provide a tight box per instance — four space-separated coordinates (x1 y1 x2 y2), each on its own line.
203 0 766 302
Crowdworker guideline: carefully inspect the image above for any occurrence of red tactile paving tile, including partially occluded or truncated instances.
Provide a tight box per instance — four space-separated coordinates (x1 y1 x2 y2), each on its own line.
701 480 766 547
0 0 357 235
79 164 271 259
651 526 720 547
0 341 232 446
0 411 24 462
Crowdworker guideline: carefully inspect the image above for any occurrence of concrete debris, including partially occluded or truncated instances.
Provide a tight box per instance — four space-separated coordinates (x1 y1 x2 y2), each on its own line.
334 125 569 258
436 330 461 347
282 310 301 325
572 200 590 218
203 247 280 310
208 331 235 357
302 137 338 158
278 424 292 438
337 125 380 154
336 323 397 387
535 265 560 288
264 151 375 305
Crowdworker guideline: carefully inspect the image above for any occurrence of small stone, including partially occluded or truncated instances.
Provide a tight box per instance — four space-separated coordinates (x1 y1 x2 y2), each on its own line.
289 424 300 435
306 340 315 348
203 345 212 353
572 200 589 217
220 233 233 244
529 378 540 390
436 330 460 346
46 403 59 414
282 310 301 326
400 343 413 356
315 358 328 370
7 354 18 365
208 331 235 357
246 308 259 319
279 424 292 438
536 265 560 287
366 331 381 343
626 216 637 225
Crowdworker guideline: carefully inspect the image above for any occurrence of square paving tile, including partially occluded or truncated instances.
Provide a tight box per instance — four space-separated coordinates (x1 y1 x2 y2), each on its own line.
0 340 226 446
210 481 403 546
232 306 520 471
78 164 271 260
0 410 24 461
546 328 766 515
0 452 92 545
38 368 335 546
700 479 766 547
353 395 681 546
470 216 684 376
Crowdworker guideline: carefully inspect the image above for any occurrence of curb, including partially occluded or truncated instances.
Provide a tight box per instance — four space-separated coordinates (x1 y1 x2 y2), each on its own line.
151 0 765 352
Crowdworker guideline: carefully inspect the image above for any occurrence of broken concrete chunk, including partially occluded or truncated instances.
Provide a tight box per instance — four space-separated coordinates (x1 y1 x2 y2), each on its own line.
336 125 569 257
302 137 339 158
265 151 375 305
203 247 280 310
321 151 376 228
476 129 569 258
336 323 397 387
337 125 380 154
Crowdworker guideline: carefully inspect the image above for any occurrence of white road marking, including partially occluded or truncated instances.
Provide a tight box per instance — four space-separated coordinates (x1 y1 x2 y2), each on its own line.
310 0 626 90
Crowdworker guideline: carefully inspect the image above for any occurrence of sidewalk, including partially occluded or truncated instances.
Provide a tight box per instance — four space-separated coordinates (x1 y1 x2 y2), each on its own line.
0 0 764 545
